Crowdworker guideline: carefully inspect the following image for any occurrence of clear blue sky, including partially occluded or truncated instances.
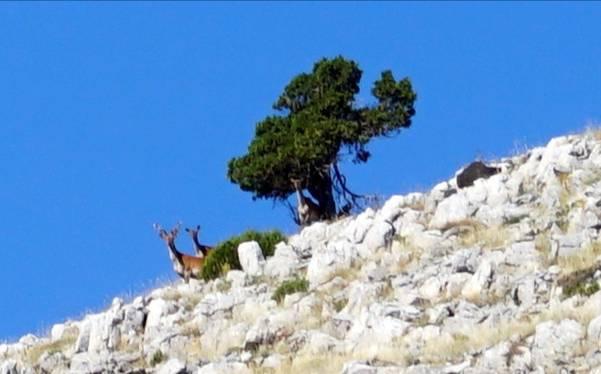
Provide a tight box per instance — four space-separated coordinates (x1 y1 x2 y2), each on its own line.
1 3 599 340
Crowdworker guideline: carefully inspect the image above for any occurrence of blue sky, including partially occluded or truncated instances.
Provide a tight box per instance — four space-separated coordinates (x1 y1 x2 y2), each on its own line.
0 3 599 340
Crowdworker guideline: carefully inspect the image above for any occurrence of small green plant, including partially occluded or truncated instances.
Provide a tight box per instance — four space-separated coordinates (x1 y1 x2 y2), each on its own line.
272 277 309 304
333 298 348 312
564 280 600 298
559 264 601 298
201 229 286 280
150 350 166 366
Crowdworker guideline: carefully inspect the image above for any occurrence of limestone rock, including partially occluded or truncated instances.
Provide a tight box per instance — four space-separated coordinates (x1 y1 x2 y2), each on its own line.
532 319 584 368
237 241 265 276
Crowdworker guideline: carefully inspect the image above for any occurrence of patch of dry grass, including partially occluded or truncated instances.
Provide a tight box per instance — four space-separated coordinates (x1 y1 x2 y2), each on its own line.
535 231 554 266
389 236 423 272
451 220 510 250
264 343 409 374
23 334 77 365
420 296 598 364
558 241 601 274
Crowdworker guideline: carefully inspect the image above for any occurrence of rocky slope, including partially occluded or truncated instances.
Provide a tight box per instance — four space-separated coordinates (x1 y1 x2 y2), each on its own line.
4 131 601 373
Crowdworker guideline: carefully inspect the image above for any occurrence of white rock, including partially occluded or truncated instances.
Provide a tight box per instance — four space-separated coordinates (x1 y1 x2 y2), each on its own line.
237 241 265 276
307 240 358 287
485 174 510 207
196 292 237 317
445 273 472 298
75 318 92 353
196 362 251 374
244 312 297 351
588 315 601 345
411 230 443 250
157 358 187 374
461 260 493 300
342 208 375 243
0 360 19 374
552 233 586 258
299 331 341 355
264 243 300 280
226 270 248 288
532 319 584 367
38 351 68 373
50 324 66 342
361 219 395 255
18 334 38 347
145 299 177 334
378 195 406 222
419 277 443 300
262 353 284 369
430 192 476 229
340 281 386 316
505 241 539 269
342 361 380 374
425 181 453 213
465 179 488 204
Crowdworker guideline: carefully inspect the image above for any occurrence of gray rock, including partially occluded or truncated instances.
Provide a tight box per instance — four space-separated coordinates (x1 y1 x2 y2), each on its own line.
307 240 359 287
38 351 69 373
74 317 92 353
156 358 188 374
588 315 601 345
552 233 586 258
237 241 265 276
0 360 19 374
342 361 378 374
532 319 584 368
342 209 376 244
461 260 493 300
360 219 395 256
244 313 295 351
430 192 477 229
196 362 251 374
264 243 300 279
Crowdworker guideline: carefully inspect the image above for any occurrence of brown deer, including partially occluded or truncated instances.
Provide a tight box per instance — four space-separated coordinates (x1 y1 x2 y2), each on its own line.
153 223 205 283
291 178 322 226
185 225 213 257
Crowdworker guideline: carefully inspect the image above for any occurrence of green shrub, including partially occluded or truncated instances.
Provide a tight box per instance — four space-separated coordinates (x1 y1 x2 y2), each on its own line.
564 279 600 298
272 277 309 303
150 350 166 366
201 229 286 281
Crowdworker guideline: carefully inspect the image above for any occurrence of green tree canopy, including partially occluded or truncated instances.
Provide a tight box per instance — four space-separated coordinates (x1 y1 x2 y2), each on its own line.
228 56 416 223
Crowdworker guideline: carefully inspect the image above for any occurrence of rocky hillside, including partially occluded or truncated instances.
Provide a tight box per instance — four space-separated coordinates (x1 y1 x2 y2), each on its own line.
5 131 601 373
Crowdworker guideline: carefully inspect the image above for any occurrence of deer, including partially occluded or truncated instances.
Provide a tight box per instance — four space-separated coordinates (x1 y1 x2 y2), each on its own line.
291 178 322 226
185 225 213 257
153 223 205 283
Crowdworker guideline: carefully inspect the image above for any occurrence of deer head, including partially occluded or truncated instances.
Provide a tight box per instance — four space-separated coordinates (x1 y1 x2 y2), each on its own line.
290 178 303 190
184 224 201 238
154 223 180 245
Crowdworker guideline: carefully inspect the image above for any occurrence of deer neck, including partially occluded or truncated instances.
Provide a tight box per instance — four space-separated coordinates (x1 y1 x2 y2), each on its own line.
191 235 206 256
295 187 306 205
166 242 185 270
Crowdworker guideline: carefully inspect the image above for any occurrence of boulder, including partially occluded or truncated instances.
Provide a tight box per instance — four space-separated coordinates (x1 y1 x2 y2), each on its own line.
196 362 251 374
307 240 359 287
264 243 300 280
532 319 584 368
461 260 493 301
156 358 188 374
237 241 265 276
430 192 476 229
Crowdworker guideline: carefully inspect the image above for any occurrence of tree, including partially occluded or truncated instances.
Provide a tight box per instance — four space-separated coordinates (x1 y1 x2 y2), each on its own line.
227 56 417 223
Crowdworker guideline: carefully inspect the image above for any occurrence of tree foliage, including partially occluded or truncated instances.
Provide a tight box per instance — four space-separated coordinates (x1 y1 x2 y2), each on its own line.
228 56 417 222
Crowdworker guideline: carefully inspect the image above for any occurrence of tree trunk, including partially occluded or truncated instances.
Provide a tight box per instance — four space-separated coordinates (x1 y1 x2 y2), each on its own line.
308 171 337 220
